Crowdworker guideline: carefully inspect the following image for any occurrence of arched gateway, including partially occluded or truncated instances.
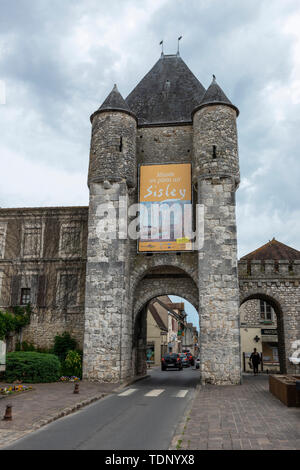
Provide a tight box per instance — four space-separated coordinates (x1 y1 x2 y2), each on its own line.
83 53 242 385
0 54 298 386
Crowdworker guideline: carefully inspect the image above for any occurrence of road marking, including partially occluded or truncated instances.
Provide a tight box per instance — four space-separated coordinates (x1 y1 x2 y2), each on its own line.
144 389 165 397
174 389 189 398
118 388 137 396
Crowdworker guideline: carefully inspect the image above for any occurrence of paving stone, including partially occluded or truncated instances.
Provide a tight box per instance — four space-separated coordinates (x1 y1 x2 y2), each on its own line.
0 380 117 448
179 375 300 450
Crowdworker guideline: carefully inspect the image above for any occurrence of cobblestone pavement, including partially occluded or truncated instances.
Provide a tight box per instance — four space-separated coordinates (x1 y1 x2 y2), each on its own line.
176 375 300 450
0 381 118 448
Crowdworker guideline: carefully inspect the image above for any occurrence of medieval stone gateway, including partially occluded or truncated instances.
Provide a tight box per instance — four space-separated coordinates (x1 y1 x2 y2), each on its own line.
0 54 299 385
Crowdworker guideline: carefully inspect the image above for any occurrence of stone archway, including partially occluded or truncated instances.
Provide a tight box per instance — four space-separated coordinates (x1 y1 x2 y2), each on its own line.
240 290 287 373
132 265 199 377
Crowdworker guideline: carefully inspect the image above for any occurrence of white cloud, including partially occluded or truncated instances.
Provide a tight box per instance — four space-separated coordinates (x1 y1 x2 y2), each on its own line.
0 0 299 256
0 145 88 207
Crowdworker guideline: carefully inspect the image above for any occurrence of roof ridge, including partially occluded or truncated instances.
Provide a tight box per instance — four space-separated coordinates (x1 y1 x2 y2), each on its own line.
241 238 300 261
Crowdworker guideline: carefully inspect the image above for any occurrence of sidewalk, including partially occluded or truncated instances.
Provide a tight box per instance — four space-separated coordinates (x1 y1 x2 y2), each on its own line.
0 381 118 448
172 375 300 450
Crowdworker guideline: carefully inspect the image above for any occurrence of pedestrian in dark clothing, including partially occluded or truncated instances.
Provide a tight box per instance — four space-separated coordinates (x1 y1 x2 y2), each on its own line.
250 348 261 375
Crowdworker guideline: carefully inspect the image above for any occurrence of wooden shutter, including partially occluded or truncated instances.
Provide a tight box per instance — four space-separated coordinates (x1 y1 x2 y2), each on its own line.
37 275 46 308
11 275 21 306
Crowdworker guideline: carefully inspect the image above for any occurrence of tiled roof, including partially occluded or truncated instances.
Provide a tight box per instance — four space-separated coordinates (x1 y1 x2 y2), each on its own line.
126 54 206 125
241 238 300 261
91 84 136 122
99 84 131 112
192 75 239 116
148 303 168 331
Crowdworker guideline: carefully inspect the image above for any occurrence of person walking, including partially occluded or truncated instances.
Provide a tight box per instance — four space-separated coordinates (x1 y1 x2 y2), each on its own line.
250 348 261 375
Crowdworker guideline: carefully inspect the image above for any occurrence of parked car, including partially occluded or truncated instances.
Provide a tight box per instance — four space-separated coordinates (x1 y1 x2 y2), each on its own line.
179 353 190 367
161 353 183 371
186 352 194 366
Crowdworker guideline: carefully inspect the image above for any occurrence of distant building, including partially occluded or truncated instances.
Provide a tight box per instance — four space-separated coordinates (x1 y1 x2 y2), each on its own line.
239 238 300 373
146 296 193 365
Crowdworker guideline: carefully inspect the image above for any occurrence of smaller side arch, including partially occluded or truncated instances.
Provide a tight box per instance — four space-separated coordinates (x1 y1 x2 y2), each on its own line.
239 289 287 374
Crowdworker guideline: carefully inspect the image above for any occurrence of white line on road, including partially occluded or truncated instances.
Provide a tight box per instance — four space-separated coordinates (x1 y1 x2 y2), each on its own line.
118 388 138 396
174 390 189 398
144 389 165 397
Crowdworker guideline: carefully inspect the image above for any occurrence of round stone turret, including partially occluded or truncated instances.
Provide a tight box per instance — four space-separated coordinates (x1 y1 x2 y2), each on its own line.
88 84 137 188
192 76 240 186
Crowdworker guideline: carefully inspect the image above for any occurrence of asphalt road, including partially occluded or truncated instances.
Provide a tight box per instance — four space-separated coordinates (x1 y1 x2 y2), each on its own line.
5 366 200 450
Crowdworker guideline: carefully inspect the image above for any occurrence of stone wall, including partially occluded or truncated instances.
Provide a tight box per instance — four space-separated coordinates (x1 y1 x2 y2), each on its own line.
239 299 277 327
89 111 137 188
136 125 193 164
193 105 240 184
197 177 241 385
83 181 133 382
0 206 88 351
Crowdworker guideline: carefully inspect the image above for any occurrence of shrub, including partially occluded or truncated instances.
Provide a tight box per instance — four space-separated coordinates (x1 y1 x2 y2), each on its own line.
16 341 36 352
64 350 82 378
5 352 61 383
0 305 31 340
53 332 77 362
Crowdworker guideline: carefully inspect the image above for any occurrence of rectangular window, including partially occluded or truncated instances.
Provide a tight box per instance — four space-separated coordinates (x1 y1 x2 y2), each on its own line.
266 303 272 320
59 223 82 257
20 288 31 305
57 274 78 309
22 223 43 258
260 300 273 321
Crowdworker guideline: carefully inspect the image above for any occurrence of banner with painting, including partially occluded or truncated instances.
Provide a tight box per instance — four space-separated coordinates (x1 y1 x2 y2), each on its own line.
138 163 192 252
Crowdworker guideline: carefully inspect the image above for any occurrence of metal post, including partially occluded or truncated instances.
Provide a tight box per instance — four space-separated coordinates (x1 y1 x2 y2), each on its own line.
3 404 12 421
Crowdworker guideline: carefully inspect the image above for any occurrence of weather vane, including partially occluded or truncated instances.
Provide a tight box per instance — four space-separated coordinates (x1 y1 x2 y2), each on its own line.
159 40 164 55
177 36 183 55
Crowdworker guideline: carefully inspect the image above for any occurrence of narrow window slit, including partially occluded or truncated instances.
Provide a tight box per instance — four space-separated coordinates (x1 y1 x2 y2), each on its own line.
119 137 123 152
212 145 217 159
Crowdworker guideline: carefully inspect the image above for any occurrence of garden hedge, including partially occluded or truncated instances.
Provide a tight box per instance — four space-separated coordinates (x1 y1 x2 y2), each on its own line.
5 352 61 383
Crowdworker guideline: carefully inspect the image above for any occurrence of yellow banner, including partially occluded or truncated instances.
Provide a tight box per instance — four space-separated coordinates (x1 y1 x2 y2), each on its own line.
138 163 192 252
139 163 191 202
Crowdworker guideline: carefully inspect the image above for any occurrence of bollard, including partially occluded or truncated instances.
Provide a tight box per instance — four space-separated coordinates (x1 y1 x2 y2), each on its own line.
3 404 12 421
74 383 79 394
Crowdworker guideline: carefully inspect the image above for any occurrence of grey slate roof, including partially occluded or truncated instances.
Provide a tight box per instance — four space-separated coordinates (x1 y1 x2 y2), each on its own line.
99 84 131 112
126 54 206 125
193 76 239 116
91 84 137 122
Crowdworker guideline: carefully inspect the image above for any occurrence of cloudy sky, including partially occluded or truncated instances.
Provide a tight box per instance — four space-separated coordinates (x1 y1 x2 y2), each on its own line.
1 0 300 260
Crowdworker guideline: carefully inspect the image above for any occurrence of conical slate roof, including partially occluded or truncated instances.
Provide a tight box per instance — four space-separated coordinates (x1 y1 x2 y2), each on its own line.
99 84 131 112
91 84 136 122
126 54 206 125
241 238 300 261
193 76 239 116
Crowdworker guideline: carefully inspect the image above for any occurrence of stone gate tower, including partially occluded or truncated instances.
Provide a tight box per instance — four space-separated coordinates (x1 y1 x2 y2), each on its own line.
83 53 242 385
